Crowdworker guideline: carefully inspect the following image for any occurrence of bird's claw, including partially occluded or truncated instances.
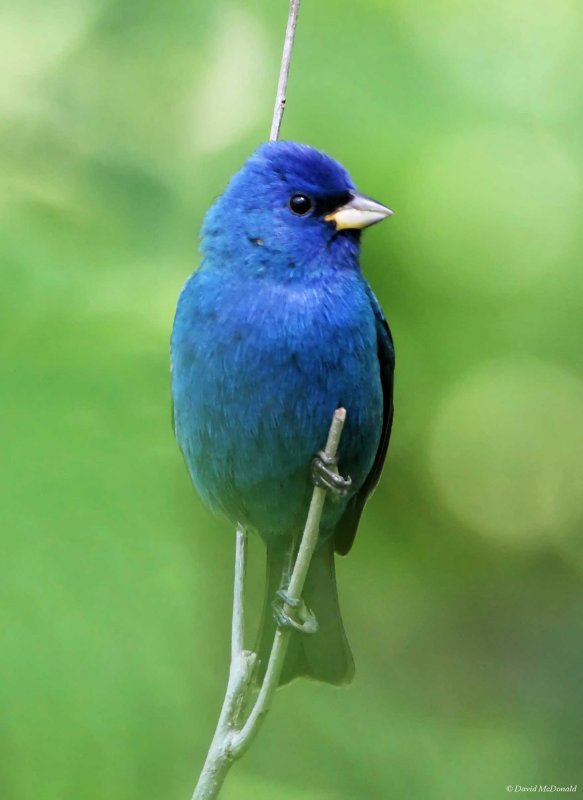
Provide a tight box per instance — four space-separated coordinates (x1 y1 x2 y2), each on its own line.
272 588 318 635
311 450 352 497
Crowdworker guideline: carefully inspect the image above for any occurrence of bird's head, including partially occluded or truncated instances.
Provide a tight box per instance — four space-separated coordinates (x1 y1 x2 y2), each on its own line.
201 141 392 280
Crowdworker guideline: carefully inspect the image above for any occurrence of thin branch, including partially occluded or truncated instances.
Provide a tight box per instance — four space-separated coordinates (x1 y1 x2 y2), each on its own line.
192 527 256 800
229 408 346 758
269 0 302 141
191 409 347 799
231 526 246 661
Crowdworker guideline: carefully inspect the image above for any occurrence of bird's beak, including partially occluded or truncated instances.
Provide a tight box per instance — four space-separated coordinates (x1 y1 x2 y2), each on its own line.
324 191 393 231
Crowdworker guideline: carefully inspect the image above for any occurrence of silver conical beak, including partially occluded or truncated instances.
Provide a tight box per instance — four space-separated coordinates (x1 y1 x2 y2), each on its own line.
324 191 393 231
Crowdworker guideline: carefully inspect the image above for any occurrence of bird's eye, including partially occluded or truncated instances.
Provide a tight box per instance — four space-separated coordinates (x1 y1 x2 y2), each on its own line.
289 194 313 216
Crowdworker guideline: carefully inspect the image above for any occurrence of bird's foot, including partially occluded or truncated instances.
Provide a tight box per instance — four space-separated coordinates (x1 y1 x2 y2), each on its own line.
272 588 318 635
311 450 352 497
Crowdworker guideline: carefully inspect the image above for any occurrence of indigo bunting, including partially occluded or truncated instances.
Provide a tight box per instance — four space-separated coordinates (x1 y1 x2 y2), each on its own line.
171 142 394 686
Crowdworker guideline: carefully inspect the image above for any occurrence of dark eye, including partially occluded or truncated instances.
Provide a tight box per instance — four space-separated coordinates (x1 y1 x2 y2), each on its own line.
289 194 313 216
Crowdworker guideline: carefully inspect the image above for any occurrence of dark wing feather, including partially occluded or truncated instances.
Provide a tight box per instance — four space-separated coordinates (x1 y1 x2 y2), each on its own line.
334 285 395 556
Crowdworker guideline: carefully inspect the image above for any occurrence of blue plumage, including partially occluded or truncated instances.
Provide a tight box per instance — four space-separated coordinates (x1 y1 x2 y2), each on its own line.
171 142 394 685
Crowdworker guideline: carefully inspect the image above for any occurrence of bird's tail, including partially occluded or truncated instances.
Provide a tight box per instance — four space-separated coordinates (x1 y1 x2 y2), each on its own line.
255 536 354 687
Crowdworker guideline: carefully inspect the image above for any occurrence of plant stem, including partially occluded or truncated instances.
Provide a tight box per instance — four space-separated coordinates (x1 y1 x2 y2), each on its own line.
192 527 256 800
231 526 246 661
269 0 302 141
229 408 346 758
191 409 346 799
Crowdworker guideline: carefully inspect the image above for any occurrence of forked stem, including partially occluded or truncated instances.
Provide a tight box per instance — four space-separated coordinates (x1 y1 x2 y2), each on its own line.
191 409 346 799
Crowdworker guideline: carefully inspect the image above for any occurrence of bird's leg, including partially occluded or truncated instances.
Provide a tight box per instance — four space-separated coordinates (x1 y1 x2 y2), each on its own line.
311 450 352 497
272 588 318 634
271 449 351 635
271 539 318 635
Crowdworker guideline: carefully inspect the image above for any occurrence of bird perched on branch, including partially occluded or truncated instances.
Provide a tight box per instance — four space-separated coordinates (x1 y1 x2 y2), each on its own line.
171 142 394 686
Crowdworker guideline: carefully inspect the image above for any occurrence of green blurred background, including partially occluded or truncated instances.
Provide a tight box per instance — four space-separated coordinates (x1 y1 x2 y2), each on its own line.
2 0 582 798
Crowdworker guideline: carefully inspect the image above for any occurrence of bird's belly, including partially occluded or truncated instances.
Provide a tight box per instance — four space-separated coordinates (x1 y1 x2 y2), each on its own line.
172 276 383 539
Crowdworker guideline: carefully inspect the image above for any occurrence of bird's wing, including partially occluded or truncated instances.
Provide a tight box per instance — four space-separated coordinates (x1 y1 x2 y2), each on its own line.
334 285 395 556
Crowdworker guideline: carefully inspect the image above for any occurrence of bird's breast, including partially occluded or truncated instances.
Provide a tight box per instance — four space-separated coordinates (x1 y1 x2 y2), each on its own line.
171 269 383 537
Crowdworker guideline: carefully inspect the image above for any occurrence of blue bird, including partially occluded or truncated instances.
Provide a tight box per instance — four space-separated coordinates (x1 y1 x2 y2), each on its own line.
171 141 394 686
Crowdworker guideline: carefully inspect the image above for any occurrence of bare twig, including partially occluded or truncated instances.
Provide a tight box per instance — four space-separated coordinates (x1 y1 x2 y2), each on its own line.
231 526 246 661
191 410 346 799
192 527 257 800
229 408 346 758
270 0 302 141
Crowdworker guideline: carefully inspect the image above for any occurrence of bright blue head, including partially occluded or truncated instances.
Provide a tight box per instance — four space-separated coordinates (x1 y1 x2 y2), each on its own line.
200 142 392 282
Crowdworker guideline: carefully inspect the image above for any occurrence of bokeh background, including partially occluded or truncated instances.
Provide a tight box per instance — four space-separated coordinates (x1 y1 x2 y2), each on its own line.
2 0 582 798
